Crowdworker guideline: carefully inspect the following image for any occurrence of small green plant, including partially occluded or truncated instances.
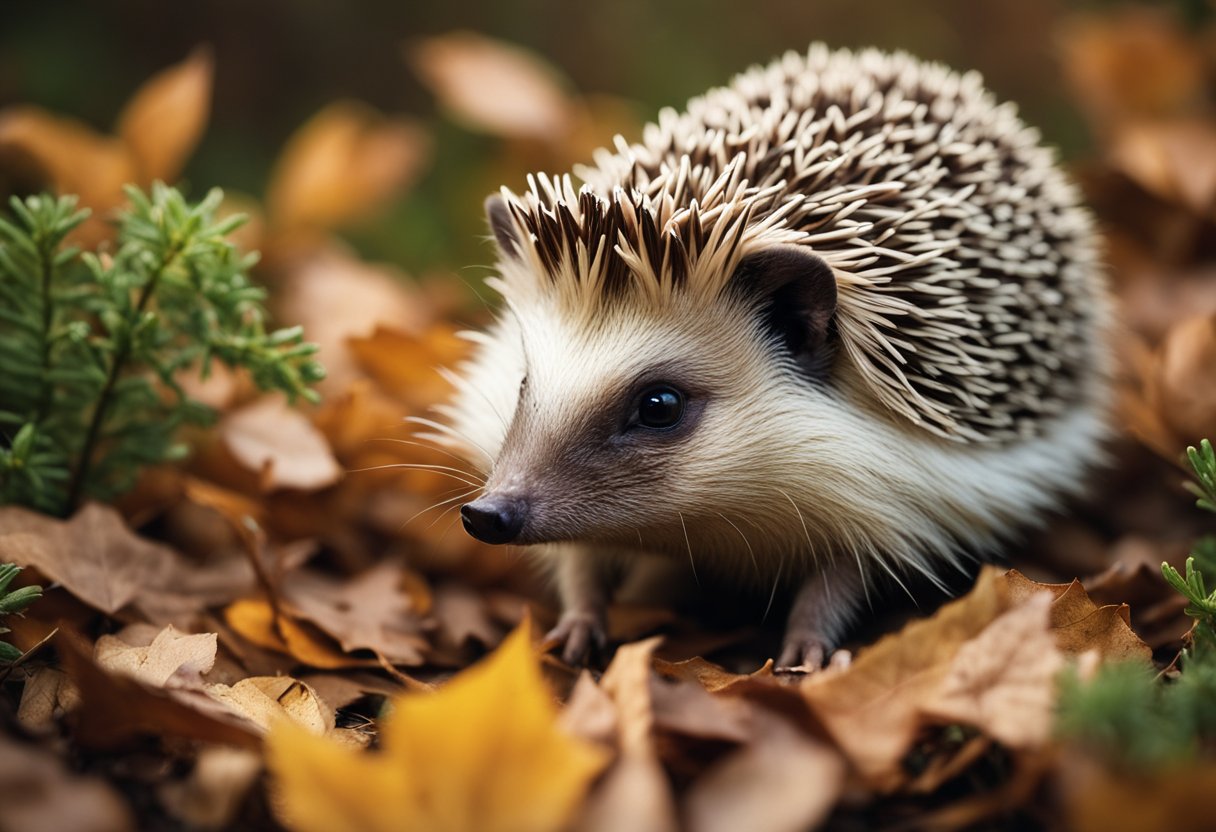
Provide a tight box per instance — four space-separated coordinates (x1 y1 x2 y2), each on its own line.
0 563 42 663
1057 439 1216 766
0 185 324 515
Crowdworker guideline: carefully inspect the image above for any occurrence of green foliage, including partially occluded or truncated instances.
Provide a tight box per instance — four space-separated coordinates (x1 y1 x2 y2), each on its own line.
0 563 42 663
1057 440 1216 766
0 185 324 516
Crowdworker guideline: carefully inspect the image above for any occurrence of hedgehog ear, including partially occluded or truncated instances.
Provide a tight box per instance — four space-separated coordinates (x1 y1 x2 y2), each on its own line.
485 194 521 259
731 245 838 368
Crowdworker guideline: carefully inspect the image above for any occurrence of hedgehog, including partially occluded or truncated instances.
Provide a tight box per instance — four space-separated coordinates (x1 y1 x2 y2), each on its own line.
431 44 1112 669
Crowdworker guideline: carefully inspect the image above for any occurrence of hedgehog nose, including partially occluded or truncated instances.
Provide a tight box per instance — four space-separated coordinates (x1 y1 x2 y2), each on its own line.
461 496 527 545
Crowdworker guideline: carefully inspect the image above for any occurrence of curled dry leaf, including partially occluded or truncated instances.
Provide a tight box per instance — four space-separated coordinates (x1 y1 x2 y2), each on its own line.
17 667 80 733
653 656 775 694
267 621 608 832
115 46 213 184
408 31 575 141
207 676 333 736
219 396 343 492
266 101 430 233
224 597 375 670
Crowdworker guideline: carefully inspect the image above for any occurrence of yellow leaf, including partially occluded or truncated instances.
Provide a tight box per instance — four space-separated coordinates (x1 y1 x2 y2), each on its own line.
267 621 609 832
116 46 213 184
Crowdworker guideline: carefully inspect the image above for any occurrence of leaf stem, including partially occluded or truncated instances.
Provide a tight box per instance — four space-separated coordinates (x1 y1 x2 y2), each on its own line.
66 240 183 512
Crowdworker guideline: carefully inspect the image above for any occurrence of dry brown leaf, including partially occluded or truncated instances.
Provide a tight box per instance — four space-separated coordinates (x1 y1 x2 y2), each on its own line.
921 592 1063 749
560 671 620 747
94 625 217 689
115 46 213 184
649 675 751 744
57 631 260 750
266 101 429 232
683 709 845 832
16 667 80 733
219 396 343 492
577 637 679 832
0 503 251 623
801 569 1009 787
1147 313 1216 451
1085 537 1191 651
653 656 775 694
1110 120 1216 216
346 323 468 410
0 733 134 832
1004 570 1152 661
159 747 262 832
274 246 430 394
282 561 431 665
408 31 575 140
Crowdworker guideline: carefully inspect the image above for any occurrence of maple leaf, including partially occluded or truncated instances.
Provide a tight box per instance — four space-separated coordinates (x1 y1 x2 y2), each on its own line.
267 620 608 832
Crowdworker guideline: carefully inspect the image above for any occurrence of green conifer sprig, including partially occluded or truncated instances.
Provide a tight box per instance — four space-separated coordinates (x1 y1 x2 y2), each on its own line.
0 184 324 515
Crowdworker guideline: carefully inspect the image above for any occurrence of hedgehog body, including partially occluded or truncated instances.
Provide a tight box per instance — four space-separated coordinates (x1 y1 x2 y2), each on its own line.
442 45 1112 667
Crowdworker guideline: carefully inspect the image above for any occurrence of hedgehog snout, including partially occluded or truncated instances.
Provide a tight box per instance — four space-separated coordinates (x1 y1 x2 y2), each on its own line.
461 494 528 545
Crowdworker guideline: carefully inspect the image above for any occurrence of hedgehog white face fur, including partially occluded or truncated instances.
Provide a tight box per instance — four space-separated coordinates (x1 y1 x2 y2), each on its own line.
436 44 1113 668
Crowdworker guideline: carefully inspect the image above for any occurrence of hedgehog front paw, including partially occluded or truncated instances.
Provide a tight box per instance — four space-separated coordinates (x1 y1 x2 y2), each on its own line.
545 610 608 666
775 634 831 674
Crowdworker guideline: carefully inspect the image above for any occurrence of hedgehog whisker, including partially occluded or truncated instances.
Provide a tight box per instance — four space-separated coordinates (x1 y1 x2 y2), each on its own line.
718 512 759 578
778 488 818 569
400 486 482 532
678 511 700 588
762 556 783 624
406 416 495 465
370 437 488 477
347 462 485 488
421 494 479 534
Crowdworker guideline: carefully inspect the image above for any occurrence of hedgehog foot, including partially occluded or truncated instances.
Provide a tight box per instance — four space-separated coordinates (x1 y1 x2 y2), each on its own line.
546 610 608 666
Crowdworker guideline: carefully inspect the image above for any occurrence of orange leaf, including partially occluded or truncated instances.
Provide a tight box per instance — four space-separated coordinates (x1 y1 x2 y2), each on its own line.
266 101 429 232
116 47 213 184
224 598 369 670
267 621 608 832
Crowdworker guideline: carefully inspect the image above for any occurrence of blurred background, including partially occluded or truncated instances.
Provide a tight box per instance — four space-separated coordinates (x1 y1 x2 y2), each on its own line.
2 0 1188 275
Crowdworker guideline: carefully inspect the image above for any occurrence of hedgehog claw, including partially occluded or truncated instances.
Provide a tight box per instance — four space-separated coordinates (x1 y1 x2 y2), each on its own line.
775 635 830 674
546 610 608 666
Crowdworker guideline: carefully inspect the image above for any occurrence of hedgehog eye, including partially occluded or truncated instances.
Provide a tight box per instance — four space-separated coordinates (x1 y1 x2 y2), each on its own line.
632 385 685 430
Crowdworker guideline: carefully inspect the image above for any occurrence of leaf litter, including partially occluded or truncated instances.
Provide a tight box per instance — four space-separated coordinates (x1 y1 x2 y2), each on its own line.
2 11 1216 831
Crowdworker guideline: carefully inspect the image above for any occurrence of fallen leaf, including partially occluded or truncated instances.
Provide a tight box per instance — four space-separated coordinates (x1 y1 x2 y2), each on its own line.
577 637 679 832
1004 570 1153 661
346 323 468 410
267 620 608 832
653 656 774 694
683 709 845 832
921 593 1063 749
115 47 213 184
159 747 261 832
94 625 218 688
220 396 343 492
273 246 430 394
0 733 134 832
1109 120 1216 216
408 31 575 141
649 675 751 744
1147 314 1216 452
560 671 619 747
223 597 373 669
57 631 259 750
207 676 332 735
16 667 80 732
266 101 430 232
282 561 431 665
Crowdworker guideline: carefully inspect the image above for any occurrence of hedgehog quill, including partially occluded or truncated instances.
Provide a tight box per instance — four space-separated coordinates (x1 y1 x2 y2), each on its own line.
433 45 1112 669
